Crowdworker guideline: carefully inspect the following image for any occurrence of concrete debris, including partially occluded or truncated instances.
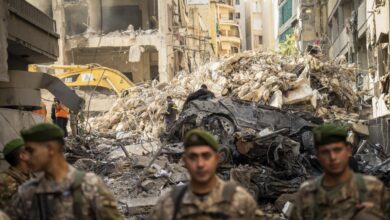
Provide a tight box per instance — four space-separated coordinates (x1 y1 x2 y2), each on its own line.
79 51 384 219
91 51 361 144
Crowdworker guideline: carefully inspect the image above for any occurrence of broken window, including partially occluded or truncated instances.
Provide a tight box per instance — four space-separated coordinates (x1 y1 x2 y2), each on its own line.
375 0 386 7
102 5 142 33
65 4 88 35
258 36 263 45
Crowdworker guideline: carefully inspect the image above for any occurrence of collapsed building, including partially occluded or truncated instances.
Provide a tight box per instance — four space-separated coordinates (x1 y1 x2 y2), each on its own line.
80 51 390 218
52 0 188 83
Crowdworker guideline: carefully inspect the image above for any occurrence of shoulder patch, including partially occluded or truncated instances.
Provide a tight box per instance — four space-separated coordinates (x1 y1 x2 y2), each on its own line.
362 174 384 190
300 179 317 191
83 172 101 185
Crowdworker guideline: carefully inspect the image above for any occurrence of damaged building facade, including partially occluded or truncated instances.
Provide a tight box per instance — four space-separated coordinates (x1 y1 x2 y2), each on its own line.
188 0 242 59
52 0 188 83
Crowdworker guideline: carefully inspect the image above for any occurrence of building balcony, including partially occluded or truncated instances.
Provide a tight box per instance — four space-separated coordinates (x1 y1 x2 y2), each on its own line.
216 0 234 11
329 27 348 58
7 0 59 63
219 35 241 45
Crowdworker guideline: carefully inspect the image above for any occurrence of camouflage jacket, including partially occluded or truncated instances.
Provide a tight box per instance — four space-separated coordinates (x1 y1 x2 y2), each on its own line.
290 173 390 220
0 167 32 213
149 177 258 220
11 165 122 220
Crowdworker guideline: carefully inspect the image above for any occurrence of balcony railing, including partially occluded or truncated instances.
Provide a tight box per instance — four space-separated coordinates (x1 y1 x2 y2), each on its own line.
220 35 241 45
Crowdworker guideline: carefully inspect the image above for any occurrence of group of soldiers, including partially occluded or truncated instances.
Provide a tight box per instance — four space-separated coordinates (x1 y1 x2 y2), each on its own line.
1 120 390 219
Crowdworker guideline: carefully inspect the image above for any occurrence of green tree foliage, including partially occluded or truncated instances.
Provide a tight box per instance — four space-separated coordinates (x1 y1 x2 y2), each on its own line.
279 34 298 56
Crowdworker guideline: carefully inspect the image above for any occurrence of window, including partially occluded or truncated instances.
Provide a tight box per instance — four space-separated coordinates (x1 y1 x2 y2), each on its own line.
235 12 240 19
235 0 240 5
279 0 293 27
258 36 263 44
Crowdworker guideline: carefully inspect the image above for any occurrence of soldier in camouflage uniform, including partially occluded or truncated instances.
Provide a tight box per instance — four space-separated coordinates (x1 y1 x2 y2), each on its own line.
150 129 258 220
290 124 390 220
11 123 122 220
0 138 33 214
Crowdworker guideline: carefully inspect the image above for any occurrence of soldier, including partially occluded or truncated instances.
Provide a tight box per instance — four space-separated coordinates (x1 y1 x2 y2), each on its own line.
290 124 390 220
12 123 122 220
149 128 257 220
164 96 178 130
0 138 33 213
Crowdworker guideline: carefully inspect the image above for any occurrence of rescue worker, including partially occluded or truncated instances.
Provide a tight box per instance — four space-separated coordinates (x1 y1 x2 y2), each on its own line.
290 124 390 220
149 128 257 220
32 102 47 121
0 139 33 214
54 98 69 137
164 96 178 130
182 84 215 110
11 123 122 219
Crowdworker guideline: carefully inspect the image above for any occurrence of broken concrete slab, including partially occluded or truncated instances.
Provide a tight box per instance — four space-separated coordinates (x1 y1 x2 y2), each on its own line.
126 197 159 215
108 142 159 160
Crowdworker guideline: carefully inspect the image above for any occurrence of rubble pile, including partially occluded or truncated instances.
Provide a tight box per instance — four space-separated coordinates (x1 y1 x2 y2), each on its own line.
91 51 361 143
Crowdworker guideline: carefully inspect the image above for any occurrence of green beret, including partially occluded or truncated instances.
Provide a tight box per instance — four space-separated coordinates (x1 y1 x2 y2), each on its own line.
313 123 348 146
3 138 24 156
21 123 64 142
184 129 219 151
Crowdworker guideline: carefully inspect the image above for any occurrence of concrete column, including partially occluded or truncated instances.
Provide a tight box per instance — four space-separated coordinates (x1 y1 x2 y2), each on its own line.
52 0 67 65
158 0 174 82
87 0 101 32
141 1 150 29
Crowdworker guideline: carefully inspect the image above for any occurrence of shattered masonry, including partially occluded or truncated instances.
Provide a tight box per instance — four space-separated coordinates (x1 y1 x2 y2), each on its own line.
71 51 390 218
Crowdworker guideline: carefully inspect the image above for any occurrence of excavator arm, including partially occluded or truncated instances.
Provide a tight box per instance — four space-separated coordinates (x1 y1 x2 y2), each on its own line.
29 64 135 95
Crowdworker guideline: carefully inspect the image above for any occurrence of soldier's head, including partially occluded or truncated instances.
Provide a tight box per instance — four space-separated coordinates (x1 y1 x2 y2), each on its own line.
183 129 220 184
201 84 207 90
313 124 351 177
21 123 65 172
3 138 29 168
167 96 172 101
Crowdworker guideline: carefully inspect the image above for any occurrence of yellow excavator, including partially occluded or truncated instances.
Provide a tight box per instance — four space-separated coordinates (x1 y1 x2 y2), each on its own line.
28 64 135 95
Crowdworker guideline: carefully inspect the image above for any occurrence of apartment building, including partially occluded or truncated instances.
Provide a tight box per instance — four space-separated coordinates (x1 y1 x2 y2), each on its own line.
244 0 276 51
296 0 327 52
278 0 298 42
189 0 241 58
234 0 247 50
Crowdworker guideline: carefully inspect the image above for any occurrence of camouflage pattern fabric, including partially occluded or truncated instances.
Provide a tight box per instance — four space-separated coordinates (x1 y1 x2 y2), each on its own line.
149 177 258 220
11 165 122 220
290 173 390 220
0 167 32 213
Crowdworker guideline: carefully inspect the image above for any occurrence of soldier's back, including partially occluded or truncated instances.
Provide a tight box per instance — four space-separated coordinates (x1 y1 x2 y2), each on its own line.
0 169 25 212
12 166 121 220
